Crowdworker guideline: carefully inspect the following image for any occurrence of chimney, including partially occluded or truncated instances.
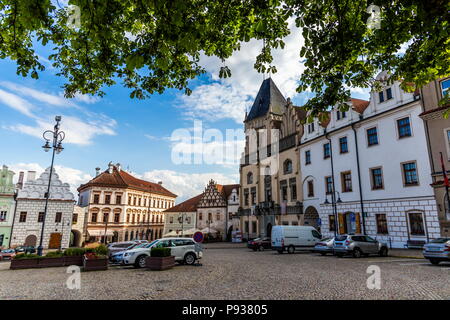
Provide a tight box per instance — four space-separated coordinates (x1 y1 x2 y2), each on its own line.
116 163 121 172
158 181 163 185
108 162 114 174
17 171 24 189
27 171 36 182
95 167 101 177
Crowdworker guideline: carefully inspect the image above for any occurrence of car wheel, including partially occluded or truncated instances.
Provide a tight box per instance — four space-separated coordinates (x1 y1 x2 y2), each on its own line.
287 246 295 254
352 248 362 258
184 252 196 265
429 259 440 265
134 255 147 268
379 247 388 257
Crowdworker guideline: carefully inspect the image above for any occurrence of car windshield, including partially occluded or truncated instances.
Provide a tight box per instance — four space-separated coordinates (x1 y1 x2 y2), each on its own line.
334 235 348 241
2 249 14 253
144 240 158 248
430 238 450 244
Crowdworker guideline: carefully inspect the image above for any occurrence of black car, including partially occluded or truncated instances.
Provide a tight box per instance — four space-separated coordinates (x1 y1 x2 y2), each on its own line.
247 237 271 251
14 246 36 254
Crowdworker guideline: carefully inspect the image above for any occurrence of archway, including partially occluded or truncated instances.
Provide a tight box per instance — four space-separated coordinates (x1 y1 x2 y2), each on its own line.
70 230 82 247
112 231 119 243
266 223 273 239
227 226 233 242
303 206 320 229
24 234 37 246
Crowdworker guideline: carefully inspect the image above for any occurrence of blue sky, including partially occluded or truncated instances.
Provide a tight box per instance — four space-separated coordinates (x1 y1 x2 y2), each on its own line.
0 20 370 203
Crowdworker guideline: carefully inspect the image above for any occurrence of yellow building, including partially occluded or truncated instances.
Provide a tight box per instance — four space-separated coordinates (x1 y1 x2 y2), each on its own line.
77 162 177 243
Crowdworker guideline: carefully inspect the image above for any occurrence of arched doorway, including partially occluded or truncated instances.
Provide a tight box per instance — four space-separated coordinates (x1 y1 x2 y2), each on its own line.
304 206 320 229
112 231 119 243
24 235 37 247
266 223 273 239
227 226 233 242
70 230 82 247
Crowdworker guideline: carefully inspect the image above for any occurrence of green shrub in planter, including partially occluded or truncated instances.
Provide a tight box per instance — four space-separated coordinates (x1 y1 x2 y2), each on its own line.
63 248 86 256
94 244 108 256
45 251 63 258
14 253 40 259
150 247 171 257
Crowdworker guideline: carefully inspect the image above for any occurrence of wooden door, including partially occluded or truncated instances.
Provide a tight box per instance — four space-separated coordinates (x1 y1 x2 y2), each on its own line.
48 233 62 249
338 214 345 234
24 235 37 246
355 213 361 234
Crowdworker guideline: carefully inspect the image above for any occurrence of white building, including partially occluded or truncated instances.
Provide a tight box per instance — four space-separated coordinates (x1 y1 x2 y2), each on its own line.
300 71 441 248
163 194 201 236
10 169 75 249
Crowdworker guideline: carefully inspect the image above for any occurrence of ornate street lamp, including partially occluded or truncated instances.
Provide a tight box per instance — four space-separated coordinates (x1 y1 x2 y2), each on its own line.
37 116 65 256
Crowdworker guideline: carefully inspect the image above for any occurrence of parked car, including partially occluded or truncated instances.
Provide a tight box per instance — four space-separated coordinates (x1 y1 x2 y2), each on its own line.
122 238 203 268
247 237 271 251
0 249 16 260
333 234 388 258
107 241 142 257
313 238 335 255
423 237 450 265
109 242 149 264
14 246 36 254
272 225 322 254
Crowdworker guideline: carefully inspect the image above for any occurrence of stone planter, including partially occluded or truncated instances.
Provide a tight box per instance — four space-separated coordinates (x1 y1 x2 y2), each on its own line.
63 256 83 266
38 257 64 268
82 254 108 271
10 258 40 270
146 256 175 271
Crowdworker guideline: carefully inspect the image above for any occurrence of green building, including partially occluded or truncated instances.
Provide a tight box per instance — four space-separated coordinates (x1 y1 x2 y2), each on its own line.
0 165 15 248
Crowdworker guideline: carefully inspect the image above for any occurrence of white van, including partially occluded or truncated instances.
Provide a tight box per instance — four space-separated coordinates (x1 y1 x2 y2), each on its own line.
271 225 322 254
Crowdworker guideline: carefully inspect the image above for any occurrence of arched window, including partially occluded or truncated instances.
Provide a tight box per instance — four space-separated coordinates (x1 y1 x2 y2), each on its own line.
284 159 293 174
247 172 253 184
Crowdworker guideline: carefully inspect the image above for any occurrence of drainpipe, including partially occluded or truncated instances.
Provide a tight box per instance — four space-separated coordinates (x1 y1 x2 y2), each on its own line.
352 122 367 235
325 131 338 236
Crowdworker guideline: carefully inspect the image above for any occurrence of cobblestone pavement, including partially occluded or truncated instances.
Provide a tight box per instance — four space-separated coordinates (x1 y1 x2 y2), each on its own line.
1 247 449 300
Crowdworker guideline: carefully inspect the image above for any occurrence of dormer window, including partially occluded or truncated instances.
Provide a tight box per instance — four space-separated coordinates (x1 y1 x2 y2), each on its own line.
379 88 393 103
307 123 315 134
379 91 385 103
386 87 393 100
336 111 346 120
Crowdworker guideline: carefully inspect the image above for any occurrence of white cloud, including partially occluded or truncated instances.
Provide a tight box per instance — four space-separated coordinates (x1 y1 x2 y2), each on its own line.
7 162 92 197
0 89 35 117
180 19 305 123
73 93 101 104
141 169 239 202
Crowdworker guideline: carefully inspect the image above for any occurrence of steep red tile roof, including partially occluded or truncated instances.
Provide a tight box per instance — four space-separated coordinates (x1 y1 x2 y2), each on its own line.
164 193 203 212
78 166 177 198
419 105 450 117
218 184 240 199
350 98 370 114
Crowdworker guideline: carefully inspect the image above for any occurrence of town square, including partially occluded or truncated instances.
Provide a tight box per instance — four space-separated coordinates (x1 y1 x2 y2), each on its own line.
0 0 449 308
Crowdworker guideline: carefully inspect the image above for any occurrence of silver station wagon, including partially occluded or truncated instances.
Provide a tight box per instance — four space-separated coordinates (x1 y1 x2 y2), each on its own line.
423 238 450 265
333 234 389 258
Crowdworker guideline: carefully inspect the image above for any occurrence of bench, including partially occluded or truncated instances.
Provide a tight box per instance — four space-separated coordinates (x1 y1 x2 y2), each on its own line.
404 240 426 249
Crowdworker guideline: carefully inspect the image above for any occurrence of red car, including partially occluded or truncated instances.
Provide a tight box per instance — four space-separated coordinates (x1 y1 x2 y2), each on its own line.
0 249 16 260
247 237 272 251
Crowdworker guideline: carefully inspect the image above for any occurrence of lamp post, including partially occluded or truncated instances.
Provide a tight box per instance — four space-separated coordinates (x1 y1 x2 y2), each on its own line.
38 116 65 256
323 191 342 237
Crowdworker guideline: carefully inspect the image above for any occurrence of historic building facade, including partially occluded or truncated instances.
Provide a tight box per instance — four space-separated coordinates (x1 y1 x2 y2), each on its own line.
163 194 202 236
0 165 15 248
77 163 177 243
11 169 75 249
300 71 441 248
419 76 450 236
238 78 306 240
71 205 88 247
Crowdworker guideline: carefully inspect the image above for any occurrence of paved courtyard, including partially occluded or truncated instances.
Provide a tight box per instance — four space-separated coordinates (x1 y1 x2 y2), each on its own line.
1 245 449 300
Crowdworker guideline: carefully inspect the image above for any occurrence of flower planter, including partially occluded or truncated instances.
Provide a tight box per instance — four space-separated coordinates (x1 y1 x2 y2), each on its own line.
10 258 40 270
38 257 64 268
63 256 83 266
146 256 175 271
82 254 108 271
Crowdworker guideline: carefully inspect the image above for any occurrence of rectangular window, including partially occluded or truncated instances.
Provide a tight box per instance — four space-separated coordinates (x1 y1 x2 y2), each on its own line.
307 180 314 197
38 212 45 223
280 180 288 201
402 161 418 186
397 117 412 138
308 123 315 134
305 150 311 165
251 187 256 205
0 211 6 222
379 91 384 103
93 194 100 204
105 194 111 204
409 212 425 236
376 214 388 234
336 111 341 120
116 195 122 204
245 221 249 233
289 178 297 201
323 143 331 159
19 212 27 223
55 212 62 223
325 176 333 194
339 137 348 153
367 127 379 146
216 213 221 221
386 87 393 100
244 189 249 206
370 167 384 190
114 213 120 223
341 171 352 192
72 213 78 224
329 215 336 232
199 212 203 220
441 79 450 97
91 212 97 223
342 111 346 118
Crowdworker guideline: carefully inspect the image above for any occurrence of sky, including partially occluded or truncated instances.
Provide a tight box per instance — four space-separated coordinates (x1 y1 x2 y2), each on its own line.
0 19 370 203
